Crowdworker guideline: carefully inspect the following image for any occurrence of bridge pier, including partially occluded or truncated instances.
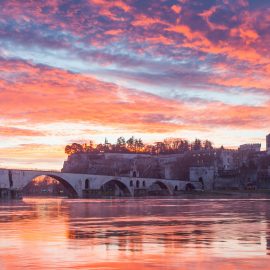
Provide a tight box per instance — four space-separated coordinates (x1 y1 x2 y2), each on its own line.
0 188 22 200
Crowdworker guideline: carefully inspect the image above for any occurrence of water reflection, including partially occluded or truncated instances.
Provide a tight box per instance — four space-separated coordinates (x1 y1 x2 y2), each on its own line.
1 198 270 269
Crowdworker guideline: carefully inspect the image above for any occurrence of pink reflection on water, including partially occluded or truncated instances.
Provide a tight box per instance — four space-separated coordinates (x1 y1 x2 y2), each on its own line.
0 197 270 269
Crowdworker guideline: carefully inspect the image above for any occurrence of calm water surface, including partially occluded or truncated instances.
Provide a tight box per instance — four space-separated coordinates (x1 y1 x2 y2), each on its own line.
1 197 270 269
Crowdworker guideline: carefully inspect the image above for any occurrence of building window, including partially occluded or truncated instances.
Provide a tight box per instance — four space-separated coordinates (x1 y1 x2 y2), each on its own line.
136 180 140 188
130 180 133 187
85 179 89 190
142 181 145 187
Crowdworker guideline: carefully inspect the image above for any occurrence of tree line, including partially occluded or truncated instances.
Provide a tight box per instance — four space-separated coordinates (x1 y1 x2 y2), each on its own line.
65 137 214 156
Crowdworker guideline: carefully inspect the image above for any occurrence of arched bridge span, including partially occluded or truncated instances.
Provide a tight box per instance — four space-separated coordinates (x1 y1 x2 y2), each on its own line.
0 169 202 197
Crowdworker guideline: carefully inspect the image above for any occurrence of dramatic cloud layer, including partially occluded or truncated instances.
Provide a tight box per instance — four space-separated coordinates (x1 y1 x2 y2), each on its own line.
0 0 269 168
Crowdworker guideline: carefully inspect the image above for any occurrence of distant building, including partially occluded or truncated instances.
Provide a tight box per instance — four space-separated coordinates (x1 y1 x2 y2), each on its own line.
189 150 216 167
239 144 261 152
238 143 261 167
219 149 238 170
267 134 270 155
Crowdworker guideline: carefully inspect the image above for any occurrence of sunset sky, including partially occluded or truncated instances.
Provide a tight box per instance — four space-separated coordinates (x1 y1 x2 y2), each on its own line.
0 0 269 169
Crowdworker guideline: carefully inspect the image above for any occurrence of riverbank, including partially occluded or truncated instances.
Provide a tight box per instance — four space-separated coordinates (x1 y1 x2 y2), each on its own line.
176 189 270 199
82 190 270 199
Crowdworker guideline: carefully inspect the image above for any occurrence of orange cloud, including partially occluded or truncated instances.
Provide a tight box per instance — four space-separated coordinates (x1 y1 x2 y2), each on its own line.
131 15 162 27
166 24 196 40
211 75 270 91
200 6 227 30
0 59 188 133
145 35 173 45
171 5 182 14
105 29 124 35
0 127 44 137
89 0 131 21
230 27 259 44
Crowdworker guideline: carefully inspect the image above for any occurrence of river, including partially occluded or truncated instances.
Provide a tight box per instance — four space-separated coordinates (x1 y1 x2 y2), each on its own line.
0 197 270 269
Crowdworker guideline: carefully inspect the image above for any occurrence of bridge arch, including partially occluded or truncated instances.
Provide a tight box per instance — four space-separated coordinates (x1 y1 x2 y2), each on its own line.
24 174 79 198
100 179 132 197
185 183 195 191
148 181 172 196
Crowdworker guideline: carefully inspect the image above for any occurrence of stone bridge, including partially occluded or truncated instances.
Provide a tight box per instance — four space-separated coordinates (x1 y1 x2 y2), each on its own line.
0 169 202 198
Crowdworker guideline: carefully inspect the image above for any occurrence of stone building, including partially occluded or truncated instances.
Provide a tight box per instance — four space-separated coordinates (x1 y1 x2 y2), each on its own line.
189 166 215 190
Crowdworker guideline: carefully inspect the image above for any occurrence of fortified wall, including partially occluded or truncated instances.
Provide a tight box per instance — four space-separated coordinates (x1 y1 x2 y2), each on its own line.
62 146 270 191
62 152 184 180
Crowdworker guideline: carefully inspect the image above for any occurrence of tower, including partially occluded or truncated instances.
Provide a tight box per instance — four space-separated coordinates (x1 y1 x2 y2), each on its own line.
130 160 139 178
266 134 270 154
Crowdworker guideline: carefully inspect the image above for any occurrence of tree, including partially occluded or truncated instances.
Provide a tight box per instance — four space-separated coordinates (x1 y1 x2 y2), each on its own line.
163 138 177 153
96 143 105 152
155 141 166 154
192 139 202 151
116 137 126 152
137 138 144 152
89 140 94 151
134 138 144 152
203 140 213 150
64 136 214 156
172 138 182 152
127 136 135 151
82 143 89 152
179 139 190 152
65 145 72 155
70 143 83 154
144 144 155 154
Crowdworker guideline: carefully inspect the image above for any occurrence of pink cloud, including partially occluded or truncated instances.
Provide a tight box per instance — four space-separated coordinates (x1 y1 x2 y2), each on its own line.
1 58 270 134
